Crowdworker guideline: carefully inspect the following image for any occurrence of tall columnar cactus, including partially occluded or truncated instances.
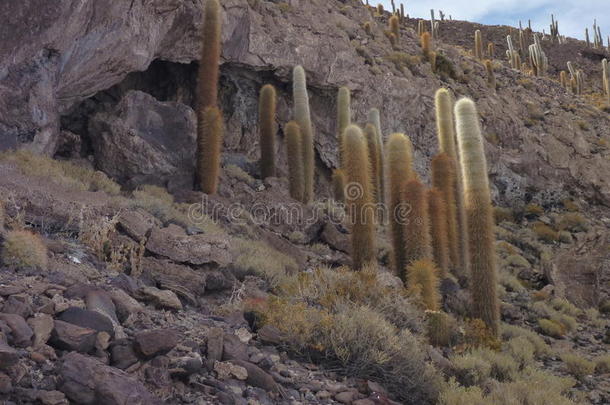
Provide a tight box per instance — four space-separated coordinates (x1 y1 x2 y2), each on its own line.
421 32 432 61
506 35 520 70
585 28 591 48
387 133 414 278
602 59 610 107
560 70 568 89
337 87 351 168
434 89 468 275
428 188 450 278
196 0 222 191
368 108 385 206
332 169 347 204
417 20 425 36
293 66 315 203
259 84 276 179
487 42 495 58
198 107 224 195
403 178 432 273
377 4 384 15
474 30 483 60
389 15 400 39
364 124 381 202
485 60 496 90
518 29 526 55
455 97 500 336
567 61 584 95
285 121 304 202
342 125 376 270
431 153 459 276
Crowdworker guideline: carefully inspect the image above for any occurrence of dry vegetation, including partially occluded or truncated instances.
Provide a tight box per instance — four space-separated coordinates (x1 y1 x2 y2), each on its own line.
1 229 48 270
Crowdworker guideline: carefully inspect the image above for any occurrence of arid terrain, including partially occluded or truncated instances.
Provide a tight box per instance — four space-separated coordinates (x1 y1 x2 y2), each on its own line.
0 0 608 404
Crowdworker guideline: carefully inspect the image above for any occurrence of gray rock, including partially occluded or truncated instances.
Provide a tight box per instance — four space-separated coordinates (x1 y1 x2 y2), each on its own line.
50 320 97 353
27 314 55 348
108 289 144 322
117 209 158 241
109 339 139 370
134 329 179 358
2 295 32 319
222 333 249 362
207 327 224 365
142 257 206 306
58 352 161 404
0 313 33 348
89 90 196 189
57 307 114 337
136 286 183 311
0 341 19 369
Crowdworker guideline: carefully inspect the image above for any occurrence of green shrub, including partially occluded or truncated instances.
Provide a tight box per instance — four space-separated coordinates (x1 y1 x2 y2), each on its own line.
477 349 519 381
451 353 492 386
439 379 486 405
505 254 530 268
538 319 565 338
550 298 582 317
487 368 577 405
500 324 552 357
561 353 595 379
531 222 559 243
556 213 588 232
506 336 535 368
2 230 48 271
494 207 514 224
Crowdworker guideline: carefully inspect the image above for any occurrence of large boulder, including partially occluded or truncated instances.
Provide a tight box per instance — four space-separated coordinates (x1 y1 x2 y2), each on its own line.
88 90 196 189
58 352 161 404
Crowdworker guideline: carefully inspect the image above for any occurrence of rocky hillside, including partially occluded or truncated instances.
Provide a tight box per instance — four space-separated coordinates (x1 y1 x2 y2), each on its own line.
0 0 608 404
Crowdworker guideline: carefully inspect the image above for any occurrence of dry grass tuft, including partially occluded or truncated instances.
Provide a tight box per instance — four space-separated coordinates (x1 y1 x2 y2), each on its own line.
2 230 48 270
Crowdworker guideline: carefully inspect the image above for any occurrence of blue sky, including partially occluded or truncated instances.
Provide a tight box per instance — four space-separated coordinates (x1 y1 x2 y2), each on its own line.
377 0 609 41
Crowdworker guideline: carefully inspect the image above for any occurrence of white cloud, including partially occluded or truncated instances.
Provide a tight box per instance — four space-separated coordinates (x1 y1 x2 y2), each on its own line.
375 0 609 40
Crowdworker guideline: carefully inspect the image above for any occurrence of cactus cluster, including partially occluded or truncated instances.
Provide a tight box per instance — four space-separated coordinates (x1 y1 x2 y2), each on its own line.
528 34 548 77
506 35 521 70
567 61 585 95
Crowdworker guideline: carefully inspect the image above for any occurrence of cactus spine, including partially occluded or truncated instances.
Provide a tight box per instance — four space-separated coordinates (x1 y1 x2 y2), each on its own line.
602 59 610 108
403 179 432 272
337 87 351 168
387 133 414 278
428 188 450 278
293 66 315 203
364 124 381 202
455 98 499 336
196 0 222 192
259 84 276 179
485 60 496 90
474 30 483 60
198 107 224 194
431 154 459 276
435 89 468 278
342 125 376 270
332 169 347 203
389 15 400 39
285 121 304 202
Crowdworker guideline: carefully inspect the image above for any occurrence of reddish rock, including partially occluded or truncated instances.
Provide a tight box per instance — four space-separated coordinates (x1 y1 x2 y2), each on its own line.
133 329 179 358
50 320 97 353
0 313 33 348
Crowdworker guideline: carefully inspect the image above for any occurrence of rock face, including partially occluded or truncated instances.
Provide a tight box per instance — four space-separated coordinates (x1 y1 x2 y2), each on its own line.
88 90 197 189
58 352 160 404
2 0 608 208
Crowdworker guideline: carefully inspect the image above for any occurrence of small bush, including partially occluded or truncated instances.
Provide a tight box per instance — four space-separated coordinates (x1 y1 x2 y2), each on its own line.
538 318 565 338
494 207 514 224
561 353 595 379
496 241 518 256
451 352 492 386
384 52 421 71
427 311 457 347
505 254 529 268
477 349 519 381
487 368 577 405
531 222 559 243
407 259 441 311
500 324 552 358
562 199 580 212
463 319 501 350
2 230 48 271
0 150 120 195
225 164 255 186
550 298 581 317
524 203 544 217
556 213 588 232
439 379 485 405
498 271 525 293
595 354 610 374
233 238 298 286
506 336 535 368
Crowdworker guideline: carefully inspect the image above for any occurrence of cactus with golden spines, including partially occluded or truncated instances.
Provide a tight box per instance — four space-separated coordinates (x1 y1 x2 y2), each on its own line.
259 85 277 179
293 66 315 203
407 259 441 311
285 121 304 202
474 30 483 60
364 124 381 201
331 168 347 204
342 125 376 270
387 133 414 278
389 15 400 39
337 87 351 168
560 70 569 90
421 32 432 61
485 60 496 90
602 59 610 107
198 107 224 195
428 188 450 278
196 0 223 192
368 108 385 207
403 179 433 271
455 98 500 336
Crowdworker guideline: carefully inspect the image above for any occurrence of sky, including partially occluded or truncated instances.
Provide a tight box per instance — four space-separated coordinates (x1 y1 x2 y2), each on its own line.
377 0 609 41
